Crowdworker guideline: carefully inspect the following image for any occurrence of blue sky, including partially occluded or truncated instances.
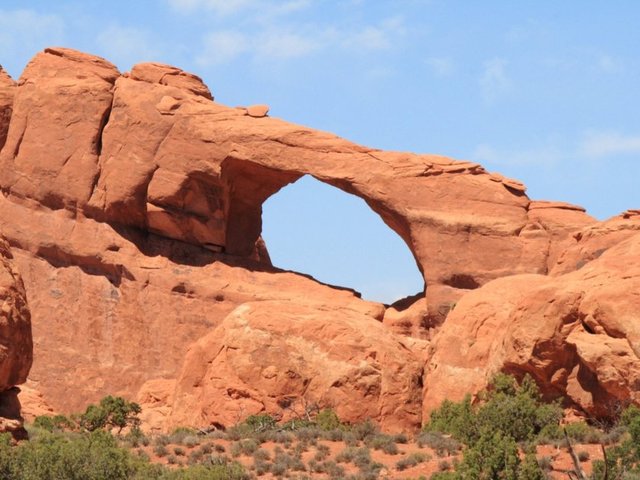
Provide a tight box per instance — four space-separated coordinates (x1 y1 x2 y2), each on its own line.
1 1 638 302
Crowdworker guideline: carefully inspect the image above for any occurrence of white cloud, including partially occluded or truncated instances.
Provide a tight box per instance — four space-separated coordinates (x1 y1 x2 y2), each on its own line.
168 0 309 18
256 31 318 59
345 16 405 51
0 9 65 77
580 132 640 158
480 57 511 103
473 144 564 166
168 0 256 16
96 25 160 70
195 15 406 66
196 31 249 66
473 130 640 169
426 57 454 77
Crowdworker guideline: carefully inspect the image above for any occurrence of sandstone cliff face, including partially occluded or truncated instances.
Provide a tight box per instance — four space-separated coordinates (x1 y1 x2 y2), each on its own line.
0 47 637 431
0 236 33 438
0 67 15 154
423 218 640 419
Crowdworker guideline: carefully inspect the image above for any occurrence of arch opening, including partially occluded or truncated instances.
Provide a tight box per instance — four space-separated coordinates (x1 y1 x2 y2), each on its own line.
261 175 424 304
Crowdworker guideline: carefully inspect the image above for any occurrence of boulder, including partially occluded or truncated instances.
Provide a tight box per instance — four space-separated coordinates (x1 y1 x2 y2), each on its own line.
423 231 640 420
168 301 424 432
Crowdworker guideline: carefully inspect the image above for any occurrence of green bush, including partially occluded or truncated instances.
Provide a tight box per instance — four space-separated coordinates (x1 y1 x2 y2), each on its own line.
456 431 521 480
395 452 429 471
79 395 141 433
0 427 252 480
33 414 76 433
315 408 342 431
416 431 461 456
424 373 562 445
592 404 640 477
424 373 562 479
424 395 477 443
243 414 277 432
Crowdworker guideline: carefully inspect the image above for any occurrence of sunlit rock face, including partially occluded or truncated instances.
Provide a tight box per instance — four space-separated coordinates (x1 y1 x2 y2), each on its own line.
0 236 32 439
1 47 638 430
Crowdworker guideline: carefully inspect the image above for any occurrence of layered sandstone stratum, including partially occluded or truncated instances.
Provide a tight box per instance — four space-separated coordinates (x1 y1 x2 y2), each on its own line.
0 48 638 433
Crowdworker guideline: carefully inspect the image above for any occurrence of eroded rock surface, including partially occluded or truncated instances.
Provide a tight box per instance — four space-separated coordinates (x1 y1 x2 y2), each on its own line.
0 237 31 391
0 47 636 430
424 225 640 419
0 67 15 152
168 301 424 432
0 236 32 439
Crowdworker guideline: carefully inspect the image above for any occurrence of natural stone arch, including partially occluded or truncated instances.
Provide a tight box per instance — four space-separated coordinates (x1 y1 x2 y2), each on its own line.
221 156 424 294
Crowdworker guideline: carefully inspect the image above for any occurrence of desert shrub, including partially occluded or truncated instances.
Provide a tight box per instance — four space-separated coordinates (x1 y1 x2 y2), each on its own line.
424 374 560 479
182 435 200 448
198 443 213 455
424 395 477 443
562 421 603 443
314 443 330 461
0 429 143 479
335 446 358 463
591 404 640 478
392 433 409 444
155 434 170 446
343 430 359 446
33 414 76 432
425 374 562 445
174 446 186 456
323 428 344 442
272 448 306 473
281 416 315 431
79 395 141 434
430 473 459 480
162 462 250 479
417 431 461 456
456 431 520 479
168 427 198 445
537 455 552 471
243 414 277 432
474 374 562 443
154 444 169 457
188 448 204 465
252 448 270 462
323 460 345 479
367 433 399 454
253 459 270 476
238 438 259 456
396 452 429 471
518 453 546 480
600 425 626 445
351 419 379 441
352 446 374 468
124 426 147 448
213 443 225 453
577 450 590 462
230 442 242 458
315 408 342 431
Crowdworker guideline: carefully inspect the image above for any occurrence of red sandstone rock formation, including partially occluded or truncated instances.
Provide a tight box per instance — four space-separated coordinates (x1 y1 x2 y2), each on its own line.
0 47 636 431
167 301 424 433
0 67 14 152
423 219 640 419
0 236 32 438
